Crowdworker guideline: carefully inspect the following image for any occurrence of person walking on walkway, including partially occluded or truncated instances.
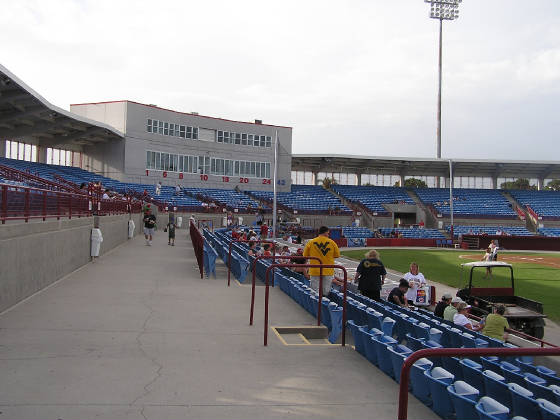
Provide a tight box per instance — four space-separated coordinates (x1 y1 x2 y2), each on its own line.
143 208 156 246
303 226 340 297
166 213 176 246
354 249 386 302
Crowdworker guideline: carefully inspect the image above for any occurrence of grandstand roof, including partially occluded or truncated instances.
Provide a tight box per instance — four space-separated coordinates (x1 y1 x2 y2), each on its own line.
0 64 123 148
292 154 560 180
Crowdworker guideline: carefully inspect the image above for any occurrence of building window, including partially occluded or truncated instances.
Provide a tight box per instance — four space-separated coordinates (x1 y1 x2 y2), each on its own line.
179 125 186 138
147 119 153 133
217 130 223 143
266 136 272 147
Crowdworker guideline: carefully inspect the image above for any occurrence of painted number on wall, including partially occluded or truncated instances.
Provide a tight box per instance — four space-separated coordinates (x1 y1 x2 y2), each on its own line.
239 178 249 183
262 179 271 185
222 176 229 182
200 174 209 181
277 179 286 186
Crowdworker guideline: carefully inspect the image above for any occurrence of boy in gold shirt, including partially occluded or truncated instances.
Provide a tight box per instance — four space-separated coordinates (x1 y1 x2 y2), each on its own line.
303 226 340 296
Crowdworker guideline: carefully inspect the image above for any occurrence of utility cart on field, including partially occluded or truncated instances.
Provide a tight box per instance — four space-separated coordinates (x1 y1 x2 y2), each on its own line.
456 261 546 339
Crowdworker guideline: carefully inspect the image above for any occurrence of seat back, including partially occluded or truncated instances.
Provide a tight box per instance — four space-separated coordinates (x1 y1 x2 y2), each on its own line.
405 333 425 352
508 383 538 420
483 370 511 407
475 396 510 420
382 317 396 337
538 398 560 420
524 372 551 400
429 328 443 344
447 381 480 420
410 358 433 405
425 367 455 418
460 358 485 392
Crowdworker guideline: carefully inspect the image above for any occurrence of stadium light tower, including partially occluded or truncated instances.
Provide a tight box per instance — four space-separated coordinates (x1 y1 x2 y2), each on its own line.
424 0 461 162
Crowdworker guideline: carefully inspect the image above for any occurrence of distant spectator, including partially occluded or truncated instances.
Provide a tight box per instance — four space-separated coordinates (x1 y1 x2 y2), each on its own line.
303 226 341 296
434 293 452 318
143 208 156 246
248 241 258 257
482 247 493 278
419 220 425 229
166 213 176 246
155 181 162 196
444 296 463 321
262 244 272 257
482 304 509 341
175 184 181 196
490 240 499 261
102 189 110 200
260 222 269 239
387 279 409 307
292 248 309 279
354 249 386 302
404 262 427 306
454 303 482 331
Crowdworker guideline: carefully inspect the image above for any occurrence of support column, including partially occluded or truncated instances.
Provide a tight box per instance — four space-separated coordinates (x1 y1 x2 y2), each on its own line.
356 172 362 186
37 145 48 164
312 171 318 186
0 140 5 158
492 176 498 190
537 178 545 191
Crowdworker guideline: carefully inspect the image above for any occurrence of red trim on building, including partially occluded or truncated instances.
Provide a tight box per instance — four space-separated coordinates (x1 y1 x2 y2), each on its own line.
70 100 292 129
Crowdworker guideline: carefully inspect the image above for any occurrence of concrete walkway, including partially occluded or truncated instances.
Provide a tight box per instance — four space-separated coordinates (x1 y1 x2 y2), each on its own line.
0 231 435 419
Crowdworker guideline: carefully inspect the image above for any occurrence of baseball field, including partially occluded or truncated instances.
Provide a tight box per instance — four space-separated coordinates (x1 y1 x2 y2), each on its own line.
341 248 560 322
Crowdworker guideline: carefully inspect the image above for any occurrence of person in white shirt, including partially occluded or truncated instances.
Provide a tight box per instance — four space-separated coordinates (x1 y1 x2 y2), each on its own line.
404 262 427 305
155 181 162 196
453 303 482 331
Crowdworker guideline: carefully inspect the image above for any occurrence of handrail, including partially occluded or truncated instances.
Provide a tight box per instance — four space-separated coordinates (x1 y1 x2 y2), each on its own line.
397 346 560 420
264 263 348 347
0 164 76 193
227 238 276 287
249 255 321 325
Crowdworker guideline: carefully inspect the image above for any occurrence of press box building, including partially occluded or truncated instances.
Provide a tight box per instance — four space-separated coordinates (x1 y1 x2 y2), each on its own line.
70 101 293 192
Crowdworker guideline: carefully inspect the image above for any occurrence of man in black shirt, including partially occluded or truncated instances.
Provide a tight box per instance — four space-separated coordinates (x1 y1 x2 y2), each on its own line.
434 293 452 318
387 279 409 307
354 249 387 301
143 209 156 246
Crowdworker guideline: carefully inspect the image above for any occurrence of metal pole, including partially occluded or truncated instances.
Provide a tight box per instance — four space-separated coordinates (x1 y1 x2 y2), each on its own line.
436 17 443 188
272 130 279 239
449 159 453 238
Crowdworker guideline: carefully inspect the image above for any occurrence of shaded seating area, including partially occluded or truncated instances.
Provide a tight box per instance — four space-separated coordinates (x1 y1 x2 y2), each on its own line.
510 190 560 220
332 185 414 215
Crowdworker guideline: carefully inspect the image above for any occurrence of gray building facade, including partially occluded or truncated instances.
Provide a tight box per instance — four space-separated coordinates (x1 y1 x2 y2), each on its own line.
70 101 292 192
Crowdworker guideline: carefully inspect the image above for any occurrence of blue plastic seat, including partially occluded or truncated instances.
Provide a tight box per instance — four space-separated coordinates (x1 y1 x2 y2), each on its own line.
448 327 464 348
365 308 383 330
388 344 413 383
537 366 560 387
475 396 510 420
372 335 398 377
382 317 396 338
460 358 485 392
447 380 480 420
483 370 511 407
424 367 455 418
538 398 560 420
462 332 489 348
500 361 526 386
429 327 443 344
508 382 539 419
515 357 542 376
441 356 463 380
525 372 552 400
363 329 383 365
405 333 425 352
410 358 433 405
412 322 431 340
482 356 502 372
347 321 367 356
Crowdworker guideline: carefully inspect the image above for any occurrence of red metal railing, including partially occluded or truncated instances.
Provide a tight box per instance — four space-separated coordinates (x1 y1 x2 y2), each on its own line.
227 238 276 287
398 346 560 420
249 255 321 326
0 164 76 193
264 263 348 347
0 183 142 223
190 220 204 279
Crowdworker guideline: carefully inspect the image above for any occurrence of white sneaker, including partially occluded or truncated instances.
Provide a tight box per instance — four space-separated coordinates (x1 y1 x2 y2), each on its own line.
145 240 149 246
148 241 152 246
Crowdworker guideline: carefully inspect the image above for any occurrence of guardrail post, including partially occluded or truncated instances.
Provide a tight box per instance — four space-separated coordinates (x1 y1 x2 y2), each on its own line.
56 192 61 220
69 192 72 219
24 188 30 222
1 184 7 224
42 190 47 221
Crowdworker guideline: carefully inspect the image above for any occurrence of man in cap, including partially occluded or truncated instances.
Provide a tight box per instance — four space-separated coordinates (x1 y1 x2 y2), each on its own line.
444 296 463 322
434 293 453 318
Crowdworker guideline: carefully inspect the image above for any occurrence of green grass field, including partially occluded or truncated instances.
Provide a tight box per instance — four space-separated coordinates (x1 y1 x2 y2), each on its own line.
341 249 560 322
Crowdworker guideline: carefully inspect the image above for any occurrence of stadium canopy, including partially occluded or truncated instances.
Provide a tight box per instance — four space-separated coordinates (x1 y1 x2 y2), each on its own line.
291 154 560 181
0 64 123 148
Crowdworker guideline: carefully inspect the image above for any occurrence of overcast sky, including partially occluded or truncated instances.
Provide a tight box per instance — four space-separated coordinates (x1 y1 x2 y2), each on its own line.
2 0 560 161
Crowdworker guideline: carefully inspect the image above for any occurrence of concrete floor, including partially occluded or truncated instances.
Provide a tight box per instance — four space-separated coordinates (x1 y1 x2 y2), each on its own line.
0 232 435 420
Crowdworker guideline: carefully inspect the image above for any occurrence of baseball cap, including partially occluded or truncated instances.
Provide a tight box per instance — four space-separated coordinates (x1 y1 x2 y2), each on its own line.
451 296 463 303
442 293 453 300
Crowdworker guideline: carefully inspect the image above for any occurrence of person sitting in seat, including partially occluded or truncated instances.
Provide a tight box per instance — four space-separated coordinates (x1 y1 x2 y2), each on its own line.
434 293 452 318
387 279 409 307
453 303 482 331
482 304 509 341
444 296 463 321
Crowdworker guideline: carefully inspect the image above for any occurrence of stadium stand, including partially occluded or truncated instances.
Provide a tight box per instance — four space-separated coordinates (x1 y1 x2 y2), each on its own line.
539 228 560 238
509 190 560 220
414 188 517 218
249 185 352 214
341 226 374 238
449 225 534 238
331 185 414 214
380 227 446 239
185 187 265 212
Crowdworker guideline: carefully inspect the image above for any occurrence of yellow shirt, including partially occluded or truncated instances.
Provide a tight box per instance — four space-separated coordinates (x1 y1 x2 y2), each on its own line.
482 314 509 341
303 236 340 276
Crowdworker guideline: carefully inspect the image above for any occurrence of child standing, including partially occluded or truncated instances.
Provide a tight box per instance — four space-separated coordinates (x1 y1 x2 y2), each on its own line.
166 213 176 246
